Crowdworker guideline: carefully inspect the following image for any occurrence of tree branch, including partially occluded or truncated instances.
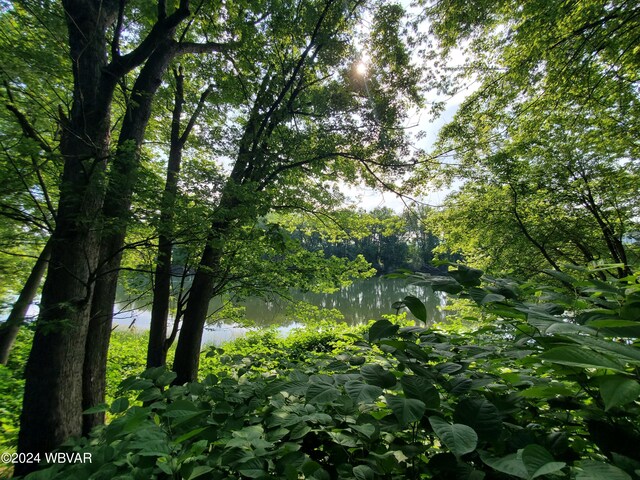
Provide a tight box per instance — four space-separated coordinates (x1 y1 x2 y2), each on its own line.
111 0 126 59
180 83 214 143
5 104 52 153
106 2 191 77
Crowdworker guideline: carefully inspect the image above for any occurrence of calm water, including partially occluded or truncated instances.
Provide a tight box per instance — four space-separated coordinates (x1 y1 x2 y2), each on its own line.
112 277 446 345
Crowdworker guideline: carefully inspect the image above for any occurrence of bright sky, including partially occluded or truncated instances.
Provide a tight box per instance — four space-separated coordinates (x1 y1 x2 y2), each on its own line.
343 1 473 213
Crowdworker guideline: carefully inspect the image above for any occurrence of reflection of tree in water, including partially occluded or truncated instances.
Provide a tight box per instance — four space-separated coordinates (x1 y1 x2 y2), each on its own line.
242 278 447 326
114 278 447 329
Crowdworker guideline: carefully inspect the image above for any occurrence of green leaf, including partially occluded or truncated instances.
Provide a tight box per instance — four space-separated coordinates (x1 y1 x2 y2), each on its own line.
164 400 204 418
480 451 528 479
328 431 358 447
306 383 340 404
344 381 383 403
289 423 311 440
361 363 396 388
521 444 565 478
350 423 376 438
429 416 478 457
353 465 375 480
481 293 506 304
453 398 502 441
480 446 565 480
540 346 626 372
186 465 214 480
386 395 426 425
403 295 427 322
110 397 129 414
449 266 483 287
400 375 440 408
369 319 400 342
237 458 266 478
574 460 632 480
598 375 640 411
175 427 209 444
83 403 109 415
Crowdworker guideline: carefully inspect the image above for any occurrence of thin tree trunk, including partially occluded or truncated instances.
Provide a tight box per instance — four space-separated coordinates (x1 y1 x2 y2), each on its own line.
172 240 223 383
148 70 213 368
0 240 51 365
509 185 563 272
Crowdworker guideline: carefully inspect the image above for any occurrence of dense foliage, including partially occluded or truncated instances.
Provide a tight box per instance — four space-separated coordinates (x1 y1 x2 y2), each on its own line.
1 0 639 477
415 0 640 278
3 266 638 479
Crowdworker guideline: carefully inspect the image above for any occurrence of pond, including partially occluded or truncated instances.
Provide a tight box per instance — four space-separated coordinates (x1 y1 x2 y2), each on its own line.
113 277 446 345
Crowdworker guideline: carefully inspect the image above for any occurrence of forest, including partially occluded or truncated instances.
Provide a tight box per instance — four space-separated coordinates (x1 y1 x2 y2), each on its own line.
0 0 639 478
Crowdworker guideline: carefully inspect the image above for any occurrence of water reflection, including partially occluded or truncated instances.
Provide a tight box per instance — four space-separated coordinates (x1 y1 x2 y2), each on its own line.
113 277 446 345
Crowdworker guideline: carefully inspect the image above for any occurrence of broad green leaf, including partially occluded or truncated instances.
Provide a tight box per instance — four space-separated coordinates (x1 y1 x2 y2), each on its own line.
164 400 205 420
344 381 383 403
328 431 359 447
400 375 440 408
481 446 564 480
481 293 506 304
521 444 565 478
480 451 528 479
598 375 640 411
386 395 426 425
289 423 311 440
403 295 427 322
361 363 396 388
587 319 640 329
574 460 632 480
567 335 640 362
237 458 266 478
453 398 502 441
449 266 483 287
350 423 376 438
437 362 463 374
353 465 375 480
540 346 626 372
155 370 177 387
306 383 340 404
429 416 478 457
110 397 129 414
543 269 577 286
187 466 214 480
369 319 400 342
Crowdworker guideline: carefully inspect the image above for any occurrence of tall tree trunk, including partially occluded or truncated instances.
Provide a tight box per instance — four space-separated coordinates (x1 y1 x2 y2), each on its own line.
172 239 224 383
82 43 178 435
148 70 213 368
0 240 51 365
172 154 255 384
15 3 117 473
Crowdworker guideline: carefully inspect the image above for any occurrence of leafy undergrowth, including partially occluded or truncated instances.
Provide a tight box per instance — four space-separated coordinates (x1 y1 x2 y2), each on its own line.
16 265 640 480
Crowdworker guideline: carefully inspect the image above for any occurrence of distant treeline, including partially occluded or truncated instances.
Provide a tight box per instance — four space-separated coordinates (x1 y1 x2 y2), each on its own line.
289 206 456 275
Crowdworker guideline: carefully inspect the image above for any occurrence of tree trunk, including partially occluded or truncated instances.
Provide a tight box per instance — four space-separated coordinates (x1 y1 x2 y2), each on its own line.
15 3 117 473
0 240 51 365
82 43 178 435
148 70 213 368
172 241 223 384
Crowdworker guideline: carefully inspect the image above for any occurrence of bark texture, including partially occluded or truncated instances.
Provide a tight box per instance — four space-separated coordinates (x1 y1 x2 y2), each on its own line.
15 3 117 474
82 42 178 435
